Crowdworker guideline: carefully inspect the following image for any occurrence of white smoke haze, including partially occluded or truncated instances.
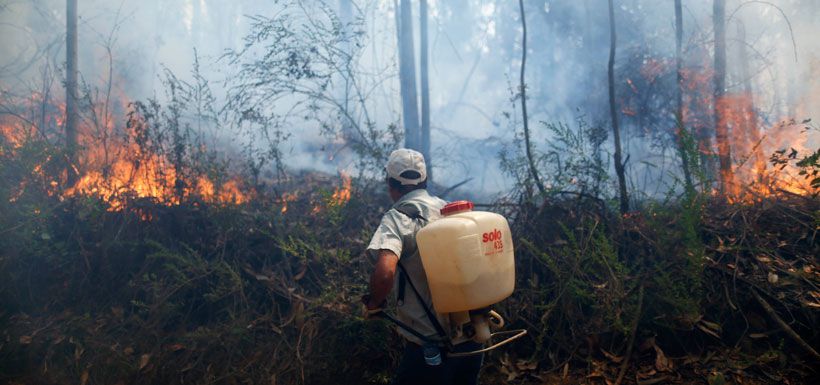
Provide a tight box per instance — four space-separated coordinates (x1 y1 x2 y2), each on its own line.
1 0 818 199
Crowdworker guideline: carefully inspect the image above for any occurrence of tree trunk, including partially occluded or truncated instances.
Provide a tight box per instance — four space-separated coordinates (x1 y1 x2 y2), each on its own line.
674 0 694 193
737 22 765 183
338 0 354 140
419 0 431 183
608 0 629 213
396 0 420 151
65 0 79 185
518 0 546 197
713 0 734 194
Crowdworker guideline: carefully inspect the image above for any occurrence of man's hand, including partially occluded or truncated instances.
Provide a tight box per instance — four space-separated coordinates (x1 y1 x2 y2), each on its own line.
360 294 384 319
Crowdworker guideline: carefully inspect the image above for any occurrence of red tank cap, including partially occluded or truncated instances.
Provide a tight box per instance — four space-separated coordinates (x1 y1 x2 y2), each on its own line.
441 200 474 216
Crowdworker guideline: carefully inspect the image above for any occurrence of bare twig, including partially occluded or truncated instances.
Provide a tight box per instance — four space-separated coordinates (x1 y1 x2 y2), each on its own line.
438 178 472 199
727 1 798 62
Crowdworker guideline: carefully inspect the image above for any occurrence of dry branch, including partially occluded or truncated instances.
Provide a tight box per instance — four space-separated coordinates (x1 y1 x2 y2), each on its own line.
752 288 820 361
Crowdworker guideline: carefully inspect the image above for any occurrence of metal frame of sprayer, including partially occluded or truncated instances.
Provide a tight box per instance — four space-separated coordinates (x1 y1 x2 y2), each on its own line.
373 308 527 361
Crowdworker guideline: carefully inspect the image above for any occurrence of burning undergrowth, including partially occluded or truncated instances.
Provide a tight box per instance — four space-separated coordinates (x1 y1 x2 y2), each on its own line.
0 156 390 384
1 50 818 385
617 47 819 204
1 84 250 211
2 88 819 384
2 130 818 385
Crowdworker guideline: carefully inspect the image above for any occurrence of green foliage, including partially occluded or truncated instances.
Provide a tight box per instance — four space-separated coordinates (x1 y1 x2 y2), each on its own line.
642 198 705 322
499 116 611 201
786 123 820 191
499 109 716 369
540 118 610 197
795 149 820 189
677 120 707 193
518 218 631 356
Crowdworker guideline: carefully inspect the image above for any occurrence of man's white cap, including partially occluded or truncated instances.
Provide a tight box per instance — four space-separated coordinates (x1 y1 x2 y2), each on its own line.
386 148 427 185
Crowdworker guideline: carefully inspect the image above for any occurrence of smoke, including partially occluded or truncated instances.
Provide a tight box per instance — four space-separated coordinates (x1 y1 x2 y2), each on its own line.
1 0 818 199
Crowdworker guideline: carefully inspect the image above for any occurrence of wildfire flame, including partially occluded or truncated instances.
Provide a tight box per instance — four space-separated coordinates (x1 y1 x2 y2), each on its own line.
672 57 818 203
330 172 352 206
62 125 248 210
1 117 23 150
277 172 351 215
310 171 352 214
279 192 298 213
2 93 248 211
714 92 812 202
65 159 247 211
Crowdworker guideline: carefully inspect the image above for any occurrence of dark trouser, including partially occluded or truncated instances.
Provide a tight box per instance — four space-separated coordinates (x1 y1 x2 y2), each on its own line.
391 341 483 385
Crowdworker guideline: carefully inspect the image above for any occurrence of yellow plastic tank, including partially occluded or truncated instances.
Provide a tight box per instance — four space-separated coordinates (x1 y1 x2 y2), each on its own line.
416 200 515 313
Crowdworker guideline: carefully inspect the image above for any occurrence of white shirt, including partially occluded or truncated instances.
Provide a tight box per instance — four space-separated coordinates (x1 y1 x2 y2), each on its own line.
366 189 463 345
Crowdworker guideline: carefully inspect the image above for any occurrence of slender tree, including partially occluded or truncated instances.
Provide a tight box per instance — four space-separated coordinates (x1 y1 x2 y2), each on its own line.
419 0 431 182
338 0 354 140
395 0 420 151
65 0 79 185
713 0 734 194
675 0 694 192
608 0 629 213
518 0 546 197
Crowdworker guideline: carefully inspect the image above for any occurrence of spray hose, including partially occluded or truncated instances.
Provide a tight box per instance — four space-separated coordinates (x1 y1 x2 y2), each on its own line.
372 309 527 358
446 329 528 357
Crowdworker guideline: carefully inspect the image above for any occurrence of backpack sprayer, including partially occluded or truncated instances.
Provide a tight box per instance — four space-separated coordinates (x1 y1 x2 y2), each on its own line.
373 200 526 364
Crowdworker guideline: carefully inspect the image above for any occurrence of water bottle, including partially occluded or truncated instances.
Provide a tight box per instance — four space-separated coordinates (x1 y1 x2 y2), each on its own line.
422 343 442 366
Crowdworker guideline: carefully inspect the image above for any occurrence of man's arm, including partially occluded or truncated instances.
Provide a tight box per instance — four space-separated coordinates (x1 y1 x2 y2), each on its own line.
366 249 399 310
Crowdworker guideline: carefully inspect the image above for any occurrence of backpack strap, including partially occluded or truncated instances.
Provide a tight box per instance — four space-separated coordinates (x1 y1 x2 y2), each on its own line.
394 202 426 222
392 202 449 344
393 202 424 306
396 260 449 343
393 203 426 260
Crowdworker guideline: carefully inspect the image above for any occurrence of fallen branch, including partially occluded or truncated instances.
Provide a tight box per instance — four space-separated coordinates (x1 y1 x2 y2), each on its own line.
751 288 820 361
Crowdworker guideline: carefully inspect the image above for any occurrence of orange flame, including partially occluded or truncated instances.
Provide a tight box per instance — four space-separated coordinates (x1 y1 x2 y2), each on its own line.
64 165 246 209
279 192 298 213
709 94 814 203
310 172 352 214
677 54 817 203
2 90 248 210
330 171 352 206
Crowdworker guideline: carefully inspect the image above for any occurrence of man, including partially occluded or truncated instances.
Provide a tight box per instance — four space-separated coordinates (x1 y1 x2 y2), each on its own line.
363 148 483 385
